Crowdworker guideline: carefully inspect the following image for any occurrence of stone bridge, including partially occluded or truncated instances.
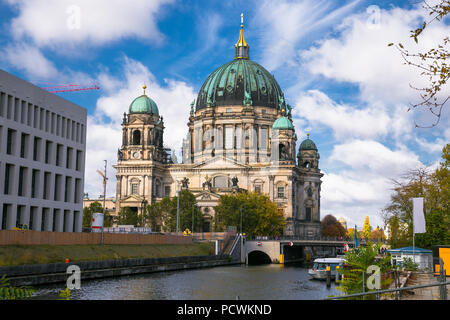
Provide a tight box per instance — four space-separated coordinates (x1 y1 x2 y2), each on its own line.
242 237 357 264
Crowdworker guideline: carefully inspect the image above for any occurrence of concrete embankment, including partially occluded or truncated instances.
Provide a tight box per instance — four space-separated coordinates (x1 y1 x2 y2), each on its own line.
0 255 240 287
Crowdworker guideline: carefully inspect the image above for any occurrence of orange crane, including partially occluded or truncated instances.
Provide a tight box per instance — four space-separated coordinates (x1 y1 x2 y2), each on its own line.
40 83 100 93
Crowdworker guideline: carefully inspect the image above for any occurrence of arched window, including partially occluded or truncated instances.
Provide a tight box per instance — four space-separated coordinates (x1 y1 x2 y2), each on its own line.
277 186 285 198
154 179 161 198
305 207 312 221
253 179 264 194
303 161 310 168
279 143 288 160
131 183 139 195
132 130 141 145
130 179 140 195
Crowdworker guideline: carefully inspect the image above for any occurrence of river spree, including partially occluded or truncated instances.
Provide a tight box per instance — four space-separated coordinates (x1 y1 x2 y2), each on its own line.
33 264 339 300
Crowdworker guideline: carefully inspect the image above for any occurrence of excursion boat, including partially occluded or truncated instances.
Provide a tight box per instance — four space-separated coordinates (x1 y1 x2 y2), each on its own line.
308 257 345 280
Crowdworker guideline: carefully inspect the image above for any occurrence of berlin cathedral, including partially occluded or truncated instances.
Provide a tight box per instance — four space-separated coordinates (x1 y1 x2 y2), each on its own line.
113 17 323 237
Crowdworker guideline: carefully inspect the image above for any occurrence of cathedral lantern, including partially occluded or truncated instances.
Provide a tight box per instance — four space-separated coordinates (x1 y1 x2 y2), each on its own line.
297 134 320 169
270 114 296 164
118 84 166 163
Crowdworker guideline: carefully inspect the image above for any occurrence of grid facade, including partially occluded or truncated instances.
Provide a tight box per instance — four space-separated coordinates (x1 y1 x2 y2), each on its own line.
0 70 87 232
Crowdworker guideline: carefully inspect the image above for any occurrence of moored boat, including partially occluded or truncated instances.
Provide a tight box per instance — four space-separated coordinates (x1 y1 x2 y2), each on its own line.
308 257 345 280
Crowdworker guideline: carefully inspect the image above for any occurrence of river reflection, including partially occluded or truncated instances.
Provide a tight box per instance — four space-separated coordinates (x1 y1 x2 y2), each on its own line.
33 264 339 300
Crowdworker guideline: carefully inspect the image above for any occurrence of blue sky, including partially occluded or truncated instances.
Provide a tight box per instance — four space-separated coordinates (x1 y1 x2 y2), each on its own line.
0 0 448 230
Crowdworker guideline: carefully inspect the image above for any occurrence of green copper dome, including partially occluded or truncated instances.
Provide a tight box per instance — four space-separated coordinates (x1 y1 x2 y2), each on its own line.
196 58 286 111
129 94 159 115
195 20 286 111
272 116 293 130
299 137 318 151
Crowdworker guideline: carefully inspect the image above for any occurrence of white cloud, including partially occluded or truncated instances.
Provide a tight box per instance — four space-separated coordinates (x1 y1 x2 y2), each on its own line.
252 0 361 71
0 42 58 79
7 0 174 48
84 117 122 198
300 5 450 111
415 136 448 154
320 139 424 228
328 139 422 176
292 90 413 140
0 41 98 85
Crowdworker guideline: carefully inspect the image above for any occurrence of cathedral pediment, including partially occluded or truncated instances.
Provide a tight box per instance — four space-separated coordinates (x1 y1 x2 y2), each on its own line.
193 156 249 170
120 194 145 203
194 190 221 201
128 117 145 125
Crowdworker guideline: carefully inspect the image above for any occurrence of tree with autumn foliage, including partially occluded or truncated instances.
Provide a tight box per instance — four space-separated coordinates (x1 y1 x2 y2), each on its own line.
362 216 372 239
213 191 285 236
382 144 450 249
321 215 347 238
370 226 386 242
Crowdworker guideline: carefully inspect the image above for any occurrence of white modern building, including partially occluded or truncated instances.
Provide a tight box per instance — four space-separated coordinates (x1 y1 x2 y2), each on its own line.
387 246 433 271
0 69 87 232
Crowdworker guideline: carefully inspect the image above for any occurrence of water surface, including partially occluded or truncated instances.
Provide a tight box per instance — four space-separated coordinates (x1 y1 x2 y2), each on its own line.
33 264 339 300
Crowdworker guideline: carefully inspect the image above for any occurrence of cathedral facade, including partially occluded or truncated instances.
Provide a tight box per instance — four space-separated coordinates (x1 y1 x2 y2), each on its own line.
113 20 323 237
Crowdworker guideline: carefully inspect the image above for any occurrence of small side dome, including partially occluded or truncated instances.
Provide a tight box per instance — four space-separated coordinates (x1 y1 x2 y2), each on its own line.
299 134 317 151
129 85 159 115
272 116 293 130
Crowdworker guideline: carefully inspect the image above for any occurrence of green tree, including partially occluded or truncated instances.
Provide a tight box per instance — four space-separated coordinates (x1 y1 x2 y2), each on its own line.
169 190 203 232
116 207 139 226
362 216 372 239
385 215 410 248
151 190 204 232
321 215 347 238
82 201 103 228
336 242 391 299
382 144 450 249
214 191 285 236
145 201 165 231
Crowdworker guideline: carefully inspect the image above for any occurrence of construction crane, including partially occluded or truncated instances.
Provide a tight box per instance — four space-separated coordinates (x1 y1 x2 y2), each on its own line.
40 83 100 93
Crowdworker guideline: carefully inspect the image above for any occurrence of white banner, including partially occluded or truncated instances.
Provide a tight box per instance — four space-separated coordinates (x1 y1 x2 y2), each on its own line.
412 197 426 234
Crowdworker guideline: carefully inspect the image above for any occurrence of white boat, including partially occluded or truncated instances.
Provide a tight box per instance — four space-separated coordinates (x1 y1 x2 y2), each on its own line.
308 257 345 280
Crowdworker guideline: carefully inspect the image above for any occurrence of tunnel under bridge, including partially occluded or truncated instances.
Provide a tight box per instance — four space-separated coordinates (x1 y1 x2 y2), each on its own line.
244 239 350 265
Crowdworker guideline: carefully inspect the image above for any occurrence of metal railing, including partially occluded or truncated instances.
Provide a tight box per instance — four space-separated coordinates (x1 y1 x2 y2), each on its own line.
324 279 450 300
248 235 383 243
101 227 155 234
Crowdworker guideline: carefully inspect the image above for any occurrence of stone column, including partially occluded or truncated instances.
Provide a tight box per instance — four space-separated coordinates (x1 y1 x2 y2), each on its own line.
54 209 63 232
268 175 274 201
64 210 74 232
147 174 153 204
0 160 5 195
6 204 17 229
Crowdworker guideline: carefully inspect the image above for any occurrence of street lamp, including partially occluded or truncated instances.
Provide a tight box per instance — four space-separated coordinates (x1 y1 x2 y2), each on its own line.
240 207 243 235
192 205 194 233
101 160 107 245
141 198 147 228
176 182 180 236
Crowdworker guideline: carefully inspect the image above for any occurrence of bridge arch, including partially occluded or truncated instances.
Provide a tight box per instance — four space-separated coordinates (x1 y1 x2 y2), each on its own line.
247 250 272 265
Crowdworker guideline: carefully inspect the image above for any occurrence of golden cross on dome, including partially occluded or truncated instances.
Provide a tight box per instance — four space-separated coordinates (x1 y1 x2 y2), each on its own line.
143 84 147 95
